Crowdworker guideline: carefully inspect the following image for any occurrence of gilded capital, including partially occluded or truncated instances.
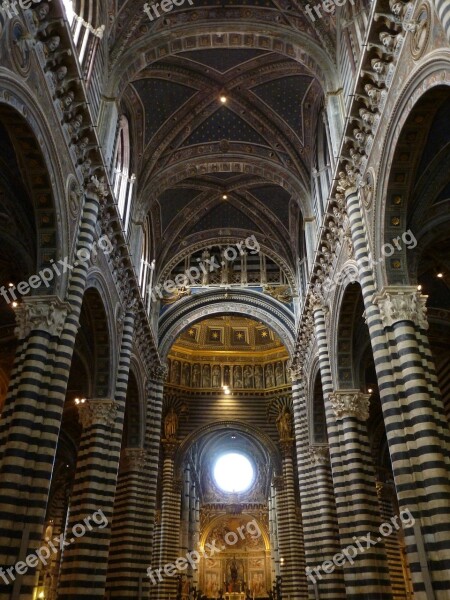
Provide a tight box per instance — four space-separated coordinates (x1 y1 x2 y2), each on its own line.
77 398 118 428
329 390 370 421
373 286 428 329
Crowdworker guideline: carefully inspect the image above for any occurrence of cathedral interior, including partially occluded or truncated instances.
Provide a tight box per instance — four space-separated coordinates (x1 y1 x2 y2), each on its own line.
0 0 450 599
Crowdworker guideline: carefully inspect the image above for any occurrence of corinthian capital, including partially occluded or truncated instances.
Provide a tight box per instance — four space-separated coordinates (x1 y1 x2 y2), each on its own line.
14 296 70 339
309 445 330 466
373 286 428 329
329 390 370 421
149 363 169 383
123 448 148 470
77 398 118 428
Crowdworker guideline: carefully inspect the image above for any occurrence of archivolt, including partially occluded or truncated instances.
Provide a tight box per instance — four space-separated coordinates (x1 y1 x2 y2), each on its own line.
158 288 296 358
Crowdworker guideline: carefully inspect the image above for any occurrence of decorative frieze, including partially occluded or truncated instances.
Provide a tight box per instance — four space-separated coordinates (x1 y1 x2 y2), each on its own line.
373 286 428 329
329 390 370 421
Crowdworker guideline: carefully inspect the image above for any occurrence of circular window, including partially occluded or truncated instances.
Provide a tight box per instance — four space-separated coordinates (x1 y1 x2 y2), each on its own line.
213 452 254 493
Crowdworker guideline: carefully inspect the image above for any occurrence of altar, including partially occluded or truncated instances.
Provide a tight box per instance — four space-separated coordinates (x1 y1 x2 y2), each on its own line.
224 593 246 600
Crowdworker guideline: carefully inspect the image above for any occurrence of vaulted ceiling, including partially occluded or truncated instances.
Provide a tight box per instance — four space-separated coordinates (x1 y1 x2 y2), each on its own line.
108 0 339 277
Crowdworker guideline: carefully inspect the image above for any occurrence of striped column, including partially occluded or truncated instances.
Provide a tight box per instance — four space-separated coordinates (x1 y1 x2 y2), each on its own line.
59 305 136 599
155 441 182 600
345 187 450 598
144 367 166 600
57 398 119 599
0 186 103 600
181 465 191 559
435 0 450 43
328 390 392 598
373 286 450 596
274 440 307 600
291 377 345 600
268 485 280 583
376 482 411 599
105 447 153 598
311 301 391 598
190 488 200 590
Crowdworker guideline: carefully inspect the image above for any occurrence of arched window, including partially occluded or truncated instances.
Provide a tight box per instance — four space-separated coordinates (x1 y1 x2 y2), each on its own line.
313 109 332 221
112 116 134 232
298 213 308 297
62 0 104 75
138 216 155 315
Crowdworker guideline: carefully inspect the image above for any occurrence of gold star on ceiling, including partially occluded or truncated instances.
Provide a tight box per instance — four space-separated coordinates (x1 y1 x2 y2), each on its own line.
261 331 268 338
188 329 195 337
212 332 219 339
236 332 244 340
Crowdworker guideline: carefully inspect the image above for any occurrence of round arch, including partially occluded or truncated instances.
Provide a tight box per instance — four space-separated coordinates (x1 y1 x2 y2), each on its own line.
110 22 338 99
331 280 364 389
82 277 116 398
158 289 296 359
157 238 297 293
200 512 270 552
0 79 69 285
174 419 282 475
372 55 450 287
137 155 312 220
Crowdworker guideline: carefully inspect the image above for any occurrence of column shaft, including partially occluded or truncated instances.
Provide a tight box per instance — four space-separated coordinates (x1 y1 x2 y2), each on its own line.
312 304 392 599
0 188 102 600
58 308 135 599
345 188 450 598
106 448 153 598
292 379 345 600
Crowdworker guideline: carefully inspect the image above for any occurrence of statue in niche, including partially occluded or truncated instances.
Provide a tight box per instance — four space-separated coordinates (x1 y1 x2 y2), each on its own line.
192 364 201 388
223 366 230 386
276 406 292 441
265 364 274 388
254 365 263 389
171 360 181 385
226 557 244 593
203 364 211 388
182 362 190 386
230 558 238 582
212 365 221 388
275 362 284 386
233 366 243 388
164 407 178 440
243 365 253 388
